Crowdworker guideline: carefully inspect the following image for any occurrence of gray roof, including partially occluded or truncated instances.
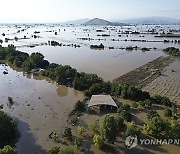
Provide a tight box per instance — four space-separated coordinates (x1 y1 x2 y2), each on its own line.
88 95 118 108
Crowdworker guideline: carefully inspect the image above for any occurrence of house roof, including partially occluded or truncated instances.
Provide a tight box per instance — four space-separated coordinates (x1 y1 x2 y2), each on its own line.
88 95 118 108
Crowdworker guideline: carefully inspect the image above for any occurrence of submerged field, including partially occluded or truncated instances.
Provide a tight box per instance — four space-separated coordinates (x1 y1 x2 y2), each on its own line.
0 64 83 153
0 24 180 153
0 24 180 80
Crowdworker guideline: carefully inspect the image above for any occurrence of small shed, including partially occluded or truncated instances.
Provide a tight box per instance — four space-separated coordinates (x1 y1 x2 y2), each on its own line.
88 95 118 112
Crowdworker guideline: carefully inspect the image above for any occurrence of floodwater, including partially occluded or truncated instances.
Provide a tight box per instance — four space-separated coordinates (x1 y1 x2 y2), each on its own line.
0 24 180 153
0 64 83 153
0 24 180 80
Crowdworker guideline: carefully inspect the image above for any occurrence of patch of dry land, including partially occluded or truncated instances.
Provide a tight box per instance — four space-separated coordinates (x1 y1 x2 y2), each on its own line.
114 56 180 104
114 56 174 88
142 60 180 104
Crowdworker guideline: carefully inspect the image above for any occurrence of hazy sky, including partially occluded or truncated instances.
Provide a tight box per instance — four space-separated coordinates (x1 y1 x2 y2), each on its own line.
0 0 180 23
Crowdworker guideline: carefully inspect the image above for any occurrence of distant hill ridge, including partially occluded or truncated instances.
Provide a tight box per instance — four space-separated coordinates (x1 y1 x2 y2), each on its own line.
117 17 180 25
84 18 112 25
84 18 126 26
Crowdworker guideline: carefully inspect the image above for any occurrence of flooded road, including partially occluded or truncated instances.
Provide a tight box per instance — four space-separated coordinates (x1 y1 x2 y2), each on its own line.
0 64 83 153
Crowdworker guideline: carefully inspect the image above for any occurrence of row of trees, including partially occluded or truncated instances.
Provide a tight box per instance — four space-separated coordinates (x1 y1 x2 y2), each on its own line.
163 47 180 57
1 45 174 105
42 63 151 102
0 45 49 72
0 111 19 149
144 110 180 138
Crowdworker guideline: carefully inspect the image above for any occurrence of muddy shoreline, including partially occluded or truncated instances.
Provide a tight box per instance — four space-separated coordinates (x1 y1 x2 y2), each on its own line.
114 56 174 88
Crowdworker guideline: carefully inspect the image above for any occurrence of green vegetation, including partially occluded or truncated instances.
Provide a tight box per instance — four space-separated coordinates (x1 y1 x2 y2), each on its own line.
0 145 17 154
163 47 180 56
125 122 141 137
48 146 74 154
164 108 173 117
74 100 86 112
88 122 99 134
64 127 72 140
1 45 152 104
52 134 59 142
48 147 60 154
153 95 172 107
0 45 49 73
117 105 132 122
0 111 19 148
147 110 159 121
100 114 118 144
77 126 85 136
131 101 139 108
93 134 104 148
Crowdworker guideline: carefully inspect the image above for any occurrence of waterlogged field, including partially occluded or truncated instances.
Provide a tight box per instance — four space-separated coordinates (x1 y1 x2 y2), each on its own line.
0 64 83 153
0 24 180 80
0 24 180 153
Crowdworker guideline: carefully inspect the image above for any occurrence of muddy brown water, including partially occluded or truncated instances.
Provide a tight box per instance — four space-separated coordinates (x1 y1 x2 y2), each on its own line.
0 64 83 153
1 24 180 81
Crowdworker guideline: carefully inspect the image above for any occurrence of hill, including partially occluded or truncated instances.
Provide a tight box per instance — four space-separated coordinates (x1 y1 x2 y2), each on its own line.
84 18 112 26
117 17 180 25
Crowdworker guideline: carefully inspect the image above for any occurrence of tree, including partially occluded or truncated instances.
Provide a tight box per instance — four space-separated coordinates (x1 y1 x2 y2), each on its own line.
48 147 60 154
169 119 180 138
115 116 125 132
117 106 132 122
52 134 59 142
77 126 85 136
93 134 104 149
0 111 19 148
74 137 82 147
147 110 159 121
64 127 72 140
0 145 17 154
144 99 152 108
74 100 85 112
117 104 130 113
59 146 74 154
132 101 139 108
143 124 151 134
70 114 78 125
161 97 172 107
153 95 163 105
164 108 172 117
100 114 118 144
150 116 165 136
125 122 141 137
88 122 99 134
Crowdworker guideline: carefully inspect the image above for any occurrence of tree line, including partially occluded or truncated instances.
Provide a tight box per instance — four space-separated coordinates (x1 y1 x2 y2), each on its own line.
0 45 174 104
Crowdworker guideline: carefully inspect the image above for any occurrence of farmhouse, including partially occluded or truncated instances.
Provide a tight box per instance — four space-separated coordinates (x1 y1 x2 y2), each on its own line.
88 95 118 112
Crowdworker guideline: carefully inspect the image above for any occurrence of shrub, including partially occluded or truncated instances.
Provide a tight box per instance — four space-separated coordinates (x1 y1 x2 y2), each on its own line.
164 108 172 117
147 110 159 121
93 134 104 149
132 101 139 108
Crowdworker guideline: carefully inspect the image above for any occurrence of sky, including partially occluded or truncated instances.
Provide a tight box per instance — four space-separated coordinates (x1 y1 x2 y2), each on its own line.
0 0 180 23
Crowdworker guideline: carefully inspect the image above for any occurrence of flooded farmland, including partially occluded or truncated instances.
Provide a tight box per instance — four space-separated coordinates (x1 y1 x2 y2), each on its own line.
0 24 180 153
0 64 83 153
0 24 180 80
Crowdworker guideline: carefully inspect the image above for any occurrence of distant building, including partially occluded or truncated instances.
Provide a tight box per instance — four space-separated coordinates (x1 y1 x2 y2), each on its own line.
88 95 118 112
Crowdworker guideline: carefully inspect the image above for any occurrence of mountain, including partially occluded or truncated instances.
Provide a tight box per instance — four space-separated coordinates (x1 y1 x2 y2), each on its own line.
62 18 90 24
84 18 112 26
84 18 127 26
116 17 180 25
